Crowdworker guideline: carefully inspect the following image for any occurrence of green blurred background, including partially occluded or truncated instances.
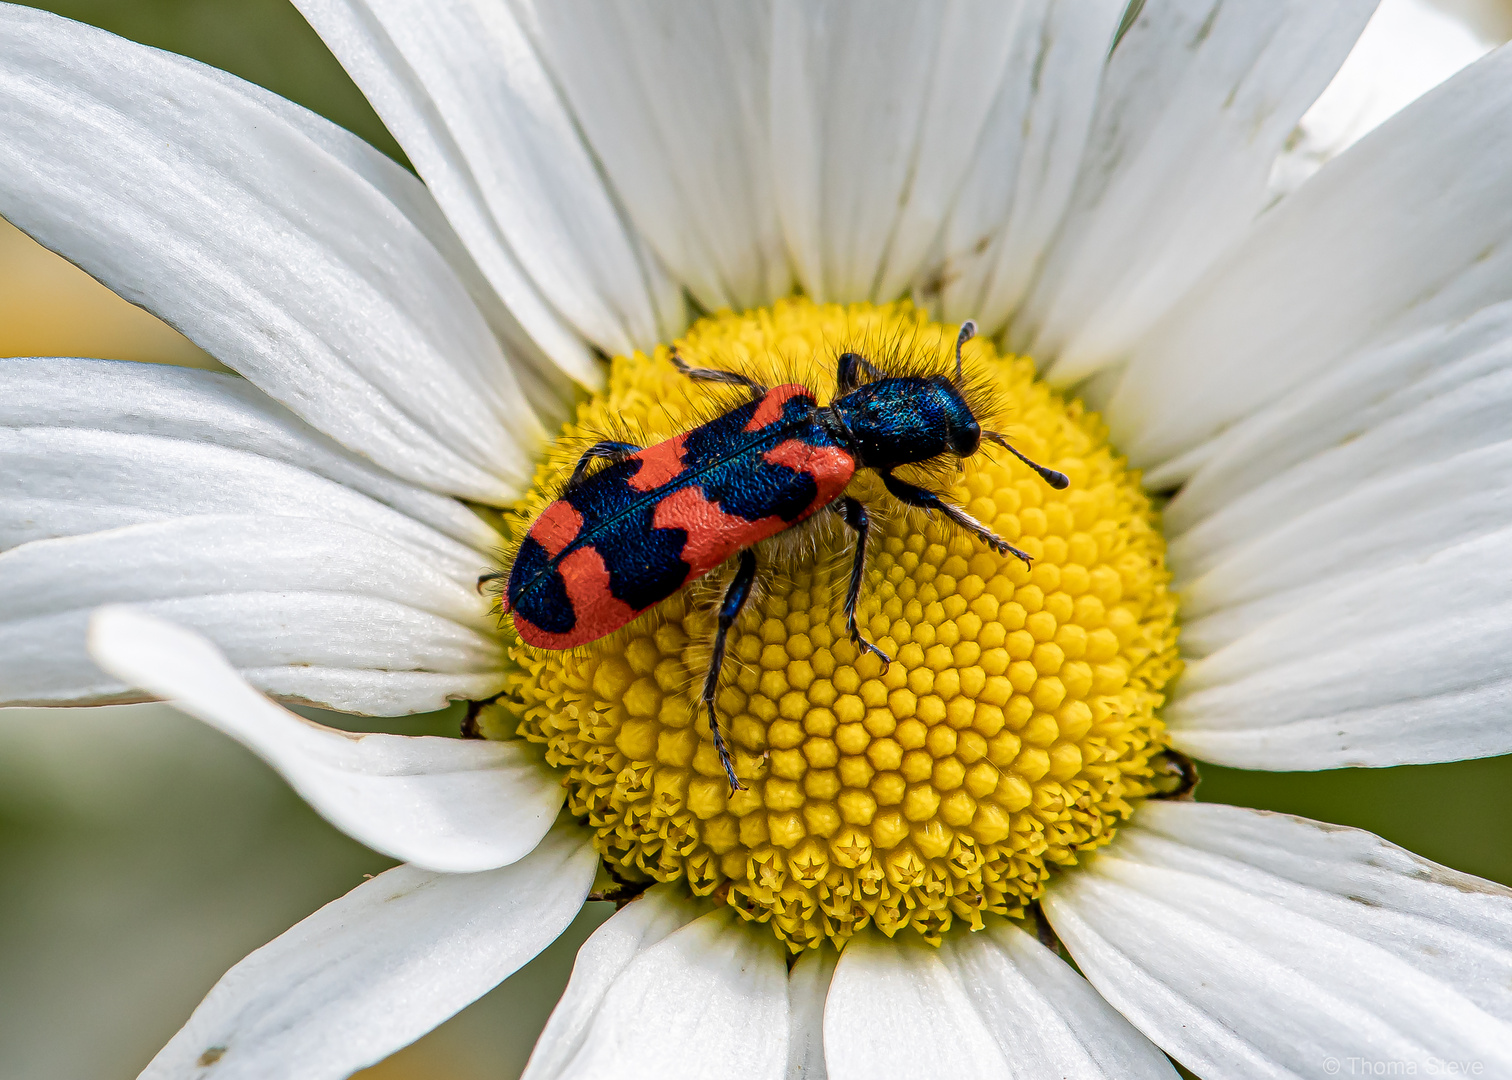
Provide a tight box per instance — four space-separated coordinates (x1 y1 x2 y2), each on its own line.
2 2 1511 1078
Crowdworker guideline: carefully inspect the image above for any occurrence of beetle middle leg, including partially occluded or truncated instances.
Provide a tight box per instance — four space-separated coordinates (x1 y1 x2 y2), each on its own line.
567 439 642 488
833 496 891 665
703 548 758 792
670 346 767 395
879 470 1034 567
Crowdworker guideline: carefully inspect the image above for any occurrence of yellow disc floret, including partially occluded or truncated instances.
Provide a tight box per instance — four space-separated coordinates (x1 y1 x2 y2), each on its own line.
482 298 1180 952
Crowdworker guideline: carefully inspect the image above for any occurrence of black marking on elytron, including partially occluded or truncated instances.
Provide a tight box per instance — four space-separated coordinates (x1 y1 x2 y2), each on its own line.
510 535 576 633
506 322 1068 791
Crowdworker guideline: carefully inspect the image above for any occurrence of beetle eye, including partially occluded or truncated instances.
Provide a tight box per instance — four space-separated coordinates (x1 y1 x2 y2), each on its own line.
952 419 981 456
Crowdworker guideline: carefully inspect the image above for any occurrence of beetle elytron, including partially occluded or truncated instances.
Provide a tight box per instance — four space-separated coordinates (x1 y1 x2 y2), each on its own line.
495 323 1068 790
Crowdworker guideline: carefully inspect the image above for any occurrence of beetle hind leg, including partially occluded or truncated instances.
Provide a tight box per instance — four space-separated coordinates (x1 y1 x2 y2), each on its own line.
833 497 892 665
703 549 759 792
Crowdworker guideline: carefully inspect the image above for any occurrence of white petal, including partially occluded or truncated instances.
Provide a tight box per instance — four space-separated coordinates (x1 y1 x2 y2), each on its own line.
1024 0 1375 384
243 668 507 717
940 923 1179 1079
1271 0 1494 198
516 0 788 314
142 821 596 1080
88 608 558 873
824 934 1010 1080
823 927 1172 1080
1167 316 1512 657
786 947 837 1080
297 0 684 373
1178 442 1512 659
864 2 1042 306
260 92 576 422
28 595 503 713
291 0 597 393
932 0 1124 334
0 7 540 501
1 357 498 553
521 886 703 1080
1043 802 1512 1079
0 420 509 710
772 0 1040 305
1109 42 1512 474
1168 525 1512 770
1161 301 1512 538
538 905 790 1080
187 43 578 420
0 423 491 575
0 516 504 712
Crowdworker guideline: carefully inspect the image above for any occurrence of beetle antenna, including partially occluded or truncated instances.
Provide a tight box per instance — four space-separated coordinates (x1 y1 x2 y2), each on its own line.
954 320 976 385
985 431 1070 489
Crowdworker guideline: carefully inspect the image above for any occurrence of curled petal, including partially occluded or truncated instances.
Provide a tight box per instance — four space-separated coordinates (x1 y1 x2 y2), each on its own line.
88 607 561 873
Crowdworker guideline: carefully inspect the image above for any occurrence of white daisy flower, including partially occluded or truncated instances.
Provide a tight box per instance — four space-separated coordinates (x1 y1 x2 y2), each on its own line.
4 1 1512 1077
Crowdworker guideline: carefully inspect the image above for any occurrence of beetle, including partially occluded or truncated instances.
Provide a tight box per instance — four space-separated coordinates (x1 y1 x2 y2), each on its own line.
493 322 1068 791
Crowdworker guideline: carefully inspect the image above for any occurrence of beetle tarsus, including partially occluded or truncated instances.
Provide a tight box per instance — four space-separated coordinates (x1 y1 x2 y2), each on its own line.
854 634 892 666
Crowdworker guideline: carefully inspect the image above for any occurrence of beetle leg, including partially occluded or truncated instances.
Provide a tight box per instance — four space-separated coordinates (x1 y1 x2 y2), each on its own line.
704 549 758 792
833 497 892 665
567 440 642 488
878 470 1034 567
670 347 768 395
836 351 884 395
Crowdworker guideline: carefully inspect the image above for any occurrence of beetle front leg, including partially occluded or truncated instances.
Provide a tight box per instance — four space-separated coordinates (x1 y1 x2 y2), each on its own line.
704 549 758 792
836 351 883 395
833 497 891 665
567 440 642 488
878 471 1034 567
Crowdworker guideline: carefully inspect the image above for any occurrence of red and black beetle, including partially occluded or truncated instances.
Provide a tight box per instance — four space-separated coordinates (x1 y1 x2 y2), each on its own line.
491 323 1068 791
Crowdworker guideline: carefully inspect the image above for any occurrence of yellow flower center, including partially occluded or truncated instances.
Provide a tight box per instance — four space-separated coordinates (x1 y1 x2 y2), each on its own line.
481 298 1179 951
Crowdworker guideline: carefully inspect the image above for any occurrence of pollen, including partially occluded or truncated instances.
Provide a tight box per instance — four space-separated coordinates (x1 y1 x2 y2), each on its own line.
483 298 1180 951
